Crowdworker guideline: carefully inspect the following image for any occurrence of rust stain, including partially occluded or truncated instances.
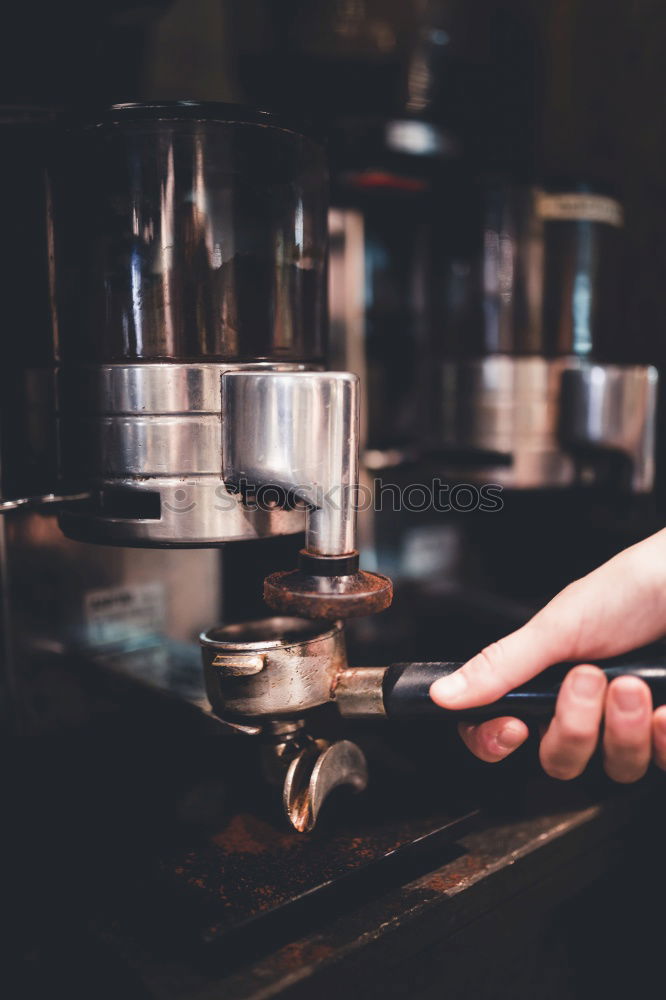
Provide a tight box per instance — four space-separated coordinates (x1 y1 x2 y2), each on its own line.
153 763 476 947
420 853 487 894
270 939 336 972
211 813 300 856
264 568 393 620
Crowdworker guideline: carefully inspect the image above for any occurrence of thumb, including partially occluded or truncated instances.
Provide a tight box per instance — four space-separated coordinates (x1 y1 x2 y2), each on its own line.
429 616 565 709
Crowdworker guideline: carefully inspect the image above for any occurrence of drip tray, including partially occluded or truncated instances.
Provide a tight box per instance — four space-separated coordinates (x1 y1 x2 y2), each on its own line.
148 745 480 954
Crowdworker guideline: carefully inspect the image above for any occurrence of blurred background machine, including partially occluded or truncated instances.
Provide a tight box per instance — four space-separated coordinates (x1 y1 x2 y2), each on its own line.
3 3 666 999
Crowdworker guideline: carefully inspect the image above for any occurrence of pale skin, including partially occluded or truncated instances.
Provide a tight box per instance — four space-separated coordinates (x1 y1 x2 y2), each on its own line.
429 528 666 782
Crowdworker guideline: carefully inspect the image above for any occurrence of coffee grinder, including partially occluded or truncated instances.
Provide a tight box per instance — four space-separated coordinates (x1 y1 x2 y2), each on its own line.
52 102 391 828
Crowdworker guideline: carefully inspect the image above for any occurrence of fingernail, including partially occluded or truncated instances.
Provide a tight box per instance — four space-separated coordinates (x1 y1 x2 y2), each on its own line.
572 669 604 699
497 722 524 751
430 670 468 704
614 682 644 713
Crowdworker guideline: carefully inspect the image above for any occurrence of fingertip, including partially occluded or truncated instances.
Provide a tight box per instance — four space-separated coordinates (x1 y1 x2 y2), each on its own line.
458 717 528 763
607 674 652 714
430 649 508 708
566 664 607 699
496 718 529 753
430 669 469 707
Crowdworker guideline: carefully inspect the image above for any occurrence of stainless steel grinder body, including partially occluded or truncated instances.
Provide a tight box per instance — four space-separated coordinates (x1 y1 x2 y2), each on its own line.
55 102 391 619
55 103 327 548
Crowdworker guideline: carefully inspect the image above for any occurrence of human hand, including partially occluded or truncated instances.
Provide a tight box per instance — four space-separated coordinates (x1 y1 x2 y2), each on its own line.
430 529 666 782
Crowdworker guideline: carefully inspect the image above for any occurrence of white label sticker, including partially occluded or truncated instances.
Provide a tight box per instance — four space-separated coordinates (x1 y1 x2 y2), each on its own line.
83 582 167 647
536 192 624 228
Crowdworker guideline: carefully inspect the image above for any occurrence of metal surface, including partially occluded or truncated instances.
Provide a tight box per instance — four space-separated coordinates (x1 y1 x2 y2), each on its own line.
0 491 89 513
335 666 388 717
260 719 368 832
58 104 327 365
153 776 480 949
221 369 359 557
7 507 223 696
438 356 577 487
328 190 431 460
201 618 372 831
559 363 658 491
58 362 381 554
0 497 30 512
436 356 657 491
58 362 309 545
201 617 347 718
283 738 369 833
58 358 389 615
142 781 659 1000
264 567 393 619
328 209 368 450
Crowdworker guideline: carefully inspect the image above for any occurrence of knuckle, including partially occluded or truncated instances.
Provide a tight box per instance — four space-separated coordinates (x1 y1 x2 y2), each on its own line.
605 729 646 752
556 719 594 747
468 641 513 698
474 641 507 676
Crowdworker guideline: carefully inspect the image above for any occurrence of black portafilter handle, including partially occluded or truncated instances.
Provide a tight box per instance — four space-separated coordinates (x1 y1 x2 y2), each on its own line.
382 660 666 722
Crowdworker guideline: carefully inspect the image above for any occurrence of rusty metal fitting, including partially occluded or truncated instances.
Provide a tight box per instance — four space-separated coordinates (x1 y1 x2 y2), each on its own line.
264 567 393 620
